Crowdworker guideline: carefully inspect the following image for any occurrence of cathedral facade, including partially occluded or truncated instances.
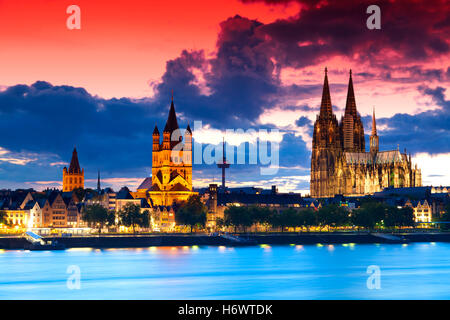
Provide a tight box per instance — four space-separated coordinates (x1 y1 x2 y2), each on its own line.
310 69 422 198
136 96 196 206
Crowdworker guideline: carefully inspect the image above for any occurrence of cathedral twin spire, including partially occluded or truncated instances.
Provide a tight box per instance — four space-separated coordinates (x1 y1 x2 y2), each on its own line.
319 68 357 119
319 67 333 118
315 68 365 152
345 70 357 117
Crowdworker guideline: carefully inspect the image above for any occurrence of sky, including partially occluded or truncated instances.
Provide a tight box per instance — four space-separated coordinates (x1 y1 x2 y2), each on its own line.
0 0 449 194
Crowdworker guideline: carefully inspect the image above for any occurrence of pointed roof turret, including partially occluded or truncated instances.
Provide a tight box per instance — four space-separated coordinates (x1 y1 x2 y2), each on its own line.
371 107 377 136
68 147 81 174
163 96 179 133
97 170 101 192
344 69 357 117
320 67 333 117
186 123 192 135
153 123 160 136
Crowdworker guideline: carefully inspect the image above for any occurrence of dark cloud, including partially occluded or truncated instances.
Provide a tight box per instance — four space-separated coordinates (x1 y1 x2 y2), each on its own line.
363 86 450 154
152 16 281 128
241 0 449 70
0 81 164 180
295 116 312 128
0 3 448 189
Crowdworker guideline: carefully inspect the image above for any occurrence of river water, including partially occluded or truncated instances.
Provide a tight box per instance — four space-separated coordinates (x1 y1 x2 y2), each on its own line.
1 242 450 299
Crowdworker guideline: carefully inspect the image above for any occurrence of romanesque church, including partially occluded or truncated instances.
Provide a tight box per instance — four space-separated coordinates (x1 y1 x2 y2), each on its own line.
136 96 195 206
310 68 422 198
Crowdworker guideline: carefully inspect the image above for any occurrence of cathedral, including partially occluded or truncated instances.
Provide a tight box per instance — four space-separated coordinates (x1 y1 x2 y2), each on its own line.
310 68 422 198
62 147 84 192
136 95 196 206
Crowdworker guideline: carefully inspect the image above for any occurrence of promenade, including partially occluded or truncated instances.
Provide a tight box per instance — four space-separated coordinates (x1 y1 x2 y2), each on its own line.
1 232 450 250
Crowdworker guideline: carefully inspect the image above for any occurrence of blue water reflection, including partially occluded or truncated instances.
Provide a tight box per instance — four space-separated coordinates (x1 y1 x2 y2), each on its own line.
1 242 450 299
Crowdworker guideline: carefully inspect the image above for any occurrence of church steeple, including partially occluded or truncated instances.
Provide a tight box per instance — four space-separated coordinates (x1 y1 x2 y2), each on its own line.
63 147 84 192
370 107 379 155
319 67 333 118
371 107 377 136
344 69 357 117
341 69 365 152
163 93 179 133
68 147 81 174
97 170 101 193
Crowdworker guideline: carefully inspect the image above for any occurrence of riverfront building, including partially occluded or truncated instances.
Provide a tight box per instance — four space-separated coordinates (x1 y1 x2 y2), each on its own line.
310 69 422 198
136 96 196 206
62 148 84 192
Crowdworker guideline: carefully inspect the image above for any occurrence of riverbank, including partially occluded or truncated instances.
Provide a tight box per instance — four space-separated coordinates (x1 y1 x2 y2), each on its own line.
1 232 450 250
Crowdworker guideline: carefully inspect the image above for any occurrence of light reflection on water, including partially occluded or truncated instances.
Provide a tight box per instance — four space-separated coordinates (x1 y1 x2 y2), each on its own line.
1 242 450 299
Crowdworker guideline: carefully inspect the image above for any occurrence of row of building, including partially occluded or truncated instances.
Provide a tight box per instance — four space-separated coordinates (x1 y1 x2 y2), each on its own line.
202 184 450 228
0 186 177 234
2 183 447 234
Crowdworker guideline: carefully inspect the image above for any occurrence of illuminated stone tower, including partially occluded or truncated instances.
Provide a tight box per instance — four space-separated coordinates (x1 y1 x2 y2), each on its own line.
63 147 84 192
340 70 365 152
148 95 195 206
310 68 342 198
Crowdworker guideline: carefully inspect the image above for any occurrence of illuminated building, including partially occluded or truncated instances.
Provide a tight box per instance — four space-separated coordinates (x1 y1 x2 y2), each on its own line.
63 148 84 192
405 199 432 223
310 68 422 198
137 95 196 206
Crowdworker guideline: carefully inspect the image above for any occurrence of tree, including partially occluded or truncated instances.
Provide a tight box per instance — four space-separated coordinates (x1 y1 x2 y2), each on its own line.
73 188 86 202
216 218 225 230
317 205 349 231
384 206 415 229
176 195 207 232
439 203 450 230
249 206 272 232
0 210 8 225
398 207 415 228
118 203 143 234
269 209 293 232
224 205 255 233
82 204 113 233
283 208 301 231
141 209 151 230
351 202 385 231
298 209 316 232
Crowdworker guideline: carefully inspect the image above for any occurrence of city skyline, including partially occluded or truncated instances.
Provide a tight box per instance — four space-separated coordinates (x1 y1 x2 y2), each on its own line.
0 0 448 194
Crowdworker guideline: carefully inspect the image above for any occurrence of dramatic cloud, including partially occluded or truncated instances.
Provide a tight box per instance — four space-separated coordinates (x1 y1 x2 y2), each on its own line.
372 86 450 154
242 0 450 69
0 1 448 191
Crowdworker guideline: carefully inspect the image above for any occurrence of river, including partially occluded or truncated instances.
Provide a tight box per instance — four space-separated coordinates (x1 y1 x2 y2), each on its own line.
1 242 449 299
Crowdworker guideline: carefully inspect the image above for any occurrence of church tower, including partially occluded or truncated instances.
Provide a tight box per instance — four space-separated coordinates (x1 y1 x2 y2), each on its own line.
63 147 84 192
370 108 379 155
311 68 342 198
147 94 195 206
341 70 365 152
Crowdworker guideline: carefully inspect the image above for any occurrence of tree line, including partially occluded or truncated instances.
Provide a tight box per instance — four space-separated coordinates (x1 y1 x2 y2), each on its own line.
82 202 150 233
168 196 419 232
219 202 416 232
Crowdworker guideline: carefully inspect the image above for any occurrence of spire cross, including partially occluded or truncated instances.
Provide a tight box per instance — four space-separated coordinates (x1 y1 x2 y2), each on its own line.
171 89 174 102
